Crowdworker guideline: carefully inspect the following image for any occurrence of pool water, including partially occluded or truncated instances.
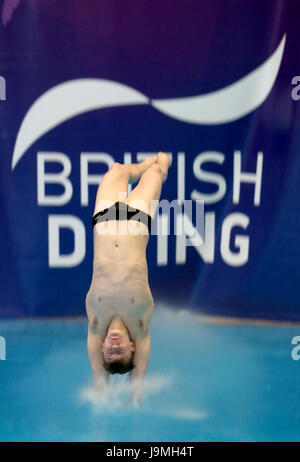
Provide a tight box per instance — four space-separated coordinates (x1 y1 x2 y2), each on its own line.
0 307 299 442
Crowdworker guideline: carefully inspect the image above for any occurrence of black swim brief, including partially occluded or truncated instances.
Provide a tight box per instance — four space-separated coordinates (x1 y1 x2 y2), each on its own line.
92 201 152 233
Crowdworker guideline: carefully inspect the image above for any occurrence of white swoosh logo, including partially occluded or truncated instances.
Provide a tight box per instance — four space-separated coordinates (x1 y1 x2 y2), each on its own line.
12 34 285 169
152 34 286 125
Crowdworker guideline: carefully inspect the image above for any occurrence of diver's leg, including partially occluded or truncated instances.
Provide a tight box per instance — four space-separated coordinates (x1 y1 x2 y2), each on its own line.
125 152 172 217
93 157 158 214
126 156 158 184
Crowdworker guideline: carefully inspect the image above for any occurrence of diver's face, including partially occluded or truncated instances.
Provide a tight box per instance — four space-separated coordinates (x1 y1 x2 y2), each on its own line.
102 330 135 364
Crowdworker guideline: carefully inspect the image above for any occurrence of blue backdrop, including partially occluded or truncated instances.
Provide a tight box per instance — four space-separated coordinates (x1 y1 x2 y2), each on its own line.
0 0 299 319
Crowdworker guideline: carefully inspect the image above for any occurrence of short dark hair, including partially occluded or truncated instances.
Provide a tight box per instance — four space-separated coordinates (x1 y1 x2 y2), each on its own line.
103 354 135 375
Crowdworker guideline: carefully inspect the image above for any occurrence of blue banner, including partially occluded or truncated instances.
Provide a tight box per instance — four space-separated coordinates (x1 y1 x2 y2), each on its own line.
0 0 299 319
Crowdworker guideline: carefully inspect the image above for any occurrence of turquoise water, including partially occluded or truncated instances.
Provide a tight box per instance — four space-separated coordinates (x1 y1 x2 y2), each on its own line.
0 308 299 442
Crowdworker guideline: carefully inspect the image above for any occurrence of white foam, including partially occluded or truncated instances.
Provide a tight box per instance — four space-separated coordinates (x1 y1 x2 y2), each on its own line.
79 373 174 412
163 408 207 420
79 373 207 421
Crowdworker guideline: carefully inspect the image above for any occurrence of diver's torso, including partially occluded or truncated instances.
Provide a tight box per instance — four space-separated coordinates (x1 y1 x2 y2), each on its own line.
86 221 154 340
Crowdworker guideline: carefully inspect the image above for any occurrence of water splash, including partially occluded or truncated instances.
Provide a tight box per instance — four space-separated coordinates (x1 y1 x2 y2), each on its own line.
79 372 208 421
79 373 174 412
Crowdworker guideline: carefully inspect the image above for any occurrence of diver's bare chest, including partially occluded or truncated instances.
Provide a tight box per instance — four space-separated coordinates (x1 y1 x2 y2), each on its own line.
89 294 150 339
88 250 153 337
93 292 146 315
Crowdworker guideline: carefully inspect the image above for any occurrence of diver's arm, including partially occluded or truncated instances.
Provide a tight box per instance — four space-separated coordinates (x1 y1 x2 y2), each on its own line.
87 324 109 390
129 330 151 406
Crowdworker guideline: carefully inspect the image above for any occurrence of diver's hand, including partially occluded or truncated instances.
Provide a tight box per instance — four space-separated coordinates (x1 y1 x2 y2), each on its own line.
130 376 144 407
131 389 142 407
94 374 108 393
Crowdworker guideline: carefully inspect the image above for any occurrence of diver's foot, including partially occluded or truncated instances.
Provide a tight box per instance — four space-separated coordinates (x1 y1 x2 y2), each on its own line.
157 152 172 182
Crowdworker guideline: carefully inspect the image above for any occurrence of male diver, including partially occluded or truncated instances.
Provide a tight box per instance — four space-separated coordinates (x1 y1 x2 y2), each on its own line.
85 152 172 405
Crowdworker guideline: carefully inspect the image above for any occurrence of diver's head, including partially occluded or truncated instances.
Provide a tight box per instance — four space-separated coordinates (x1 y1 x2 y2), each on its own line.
102 328 135 374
